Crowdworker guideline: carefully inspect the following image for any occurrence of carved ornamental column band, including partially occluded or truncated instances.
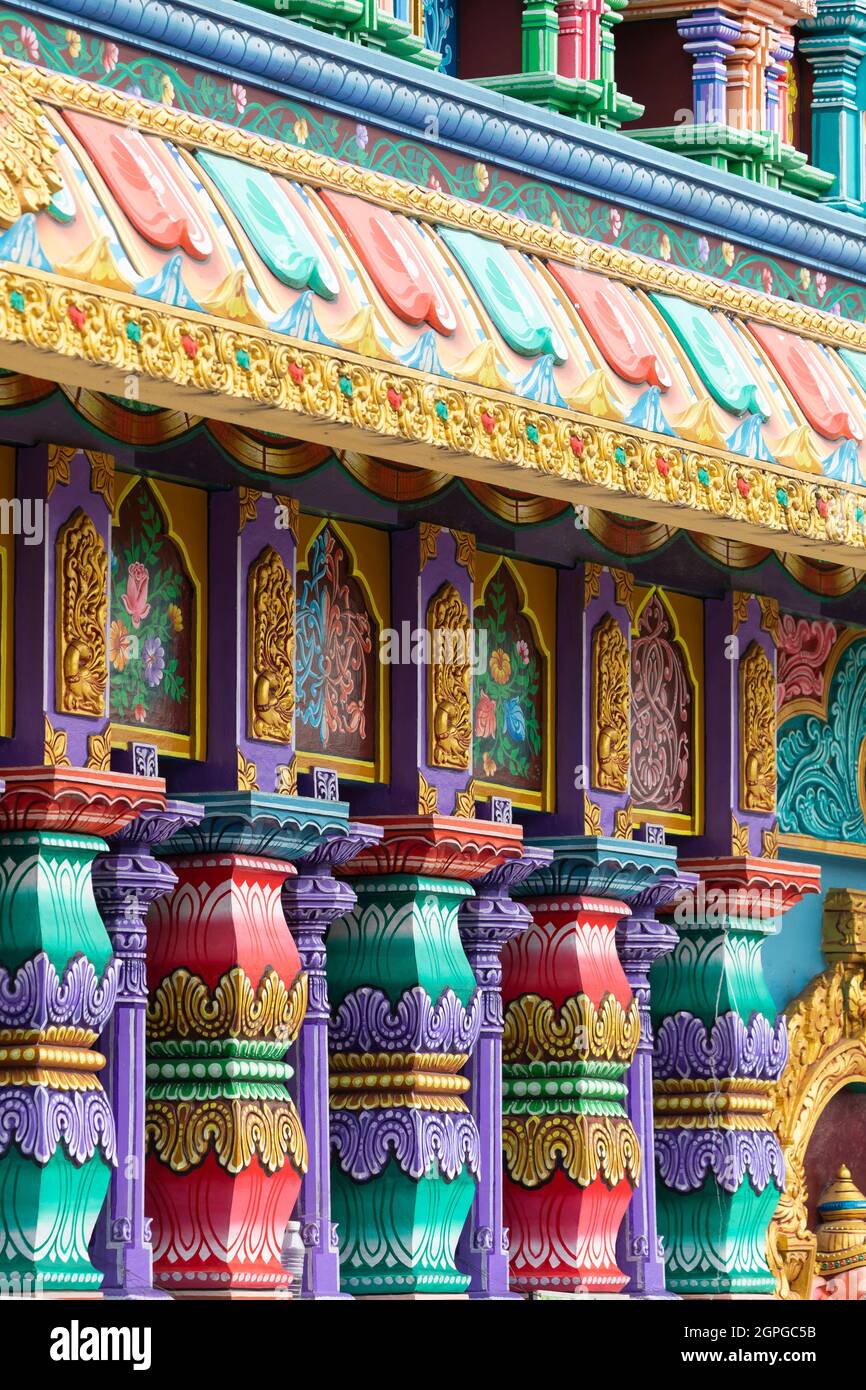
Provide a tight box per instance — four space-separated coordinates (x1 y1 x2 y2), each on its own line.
281 822 384 1299
329 815 523 1297
90 799 204 1299
505 836 679 1295
145 791 350 1297
652 857 821 1297
0 766 164 1293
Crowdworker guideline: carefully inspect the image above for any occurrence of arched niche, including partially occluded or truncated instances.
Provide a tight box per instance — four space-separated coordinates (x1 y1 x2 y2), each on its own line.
769 888 866 1299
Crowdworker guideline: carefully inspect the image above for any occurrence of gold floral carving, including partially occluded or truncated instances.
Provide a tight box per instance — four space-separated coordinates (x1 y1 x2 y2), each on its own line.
237 748 259 791
731 814 751 856
247 546 295 743
56 509 107 717
274 494 299 540
591 613 630 792
732 590 752 632
12 55 864 357
46 444 74 496
427 581 471 771
419 522 440 571
614 802 636 840
145 1097 307 1176
769 894 866 1298
452 530 476 579
762 821 780 859
654 1077 775 1128
147 966 308 1045
0 58 63 228
86 725 113 771
584 793 603 836
43 715 71 767
759 594 781 645
238 487 261 532
584 562 602 608
502 1113 641 1189
610 568 637 621
740 641 777 813
453 781 478 819
418 771 439 815
87 451 114 509
1 267 866 559
504 993 640 1066
276 759 298 796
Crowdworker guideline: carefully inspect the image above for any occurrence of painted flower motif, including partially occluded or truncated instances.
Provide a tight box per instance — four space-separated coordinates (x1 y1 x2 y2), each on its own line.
66 30 81 59
659 232 672 262
102 41 119 72
133 703 147 723
504 697 526 742
110 619 131 672
473 162 489 194
168 603 183 633
356 123 369 151
798 266 811 291
609 207 622 238
427 170 443 192
721 241 736 268
19 26 39 60
161 75 175 106
121 562 151 629
232 82 247 114
482 752 497 777
475 690 497 739
550 208 562 230
142 637 166 689
489 648 512 686
293 118 309 146
816 272 827 300
516 639 530 666
761 266 774 294
697 235 710 265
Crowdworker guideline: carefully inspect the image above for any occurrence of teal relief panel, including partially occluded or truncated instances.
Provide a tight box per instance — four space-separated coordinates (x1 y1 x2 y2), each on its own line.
763 851 866 1013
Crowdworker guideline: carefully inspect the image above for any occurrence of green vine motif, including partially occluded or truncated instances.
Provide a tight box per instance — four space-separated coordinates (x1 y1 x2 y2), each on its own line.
109 485 188 729
0 8 862 319
777 634 866 845
473 571 542 789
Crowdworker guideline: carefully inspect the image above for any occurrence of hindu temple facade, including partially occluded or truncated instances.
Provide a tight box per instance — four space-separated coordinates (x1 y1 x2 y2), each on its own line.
1 0 866 1301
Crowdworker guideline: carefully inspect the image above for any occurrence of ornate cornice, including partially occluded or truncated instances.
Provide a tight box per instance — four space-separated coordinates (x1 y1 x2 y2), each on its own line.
25 0 866 284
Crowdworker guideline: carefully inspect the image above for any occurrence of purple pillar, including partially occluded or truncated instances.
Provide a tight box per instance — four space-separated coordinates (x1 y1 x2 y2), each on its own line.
281 824 383 1299
90 800 204 1298
678 8 741 125
614 878 686 1299
456 847 553 1299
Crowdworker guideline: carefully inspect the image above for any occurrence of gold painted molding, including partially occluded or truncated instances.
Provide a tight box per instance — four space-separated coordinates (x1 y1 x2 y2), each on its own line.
2 263 866 561
10 55 866 355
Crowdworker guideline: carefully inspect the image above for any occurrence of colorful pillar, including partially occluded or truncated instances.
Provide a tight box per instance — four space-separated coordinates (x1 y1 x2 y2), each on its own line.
456 846 553 1299
652 858 820 1296
0 766 163 1294
145 790 350 1297
800 7 866 214
503 836 678 1296
90 799 204 1298
678 9 741 125
614 877 684 1299
328 814 523 1297
281 822 383 1299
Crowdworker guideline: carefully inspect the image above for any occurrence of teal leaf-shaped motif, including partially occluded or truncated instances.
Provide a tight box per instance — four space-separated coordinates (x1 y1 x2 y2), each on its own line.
777 634 866 843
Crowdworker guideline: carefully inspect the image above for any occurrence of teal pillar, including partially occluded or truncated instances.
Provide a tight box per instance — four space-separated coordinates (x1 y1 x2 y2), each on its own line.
800 2 866 214
327 815 523 1297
